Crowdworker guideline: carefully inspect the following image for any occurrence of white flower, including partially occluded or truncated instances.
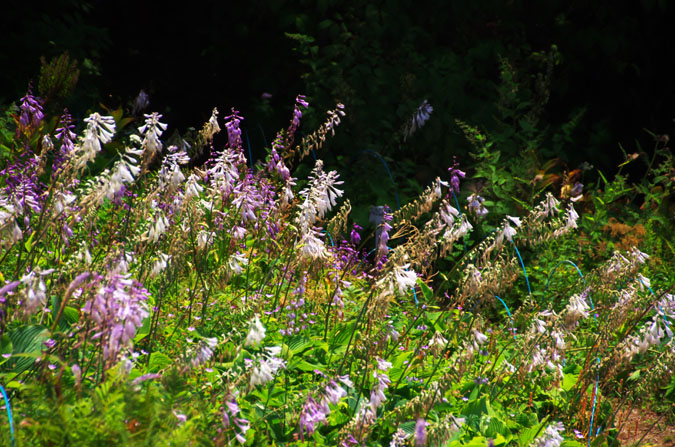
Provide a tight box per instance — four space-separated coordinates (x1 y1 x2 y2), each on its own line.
440 202 459 226
565 203 579 229
184 174 204 200
530 421 565 447
298 230 329 261
473 330 488 345
392 264 417 296
139 112 168 156
542 193 560 217
147 212 169 242
250 345 285 386
150 252 170 277
244 315 266 347
564 293 590 328
506 215 522 227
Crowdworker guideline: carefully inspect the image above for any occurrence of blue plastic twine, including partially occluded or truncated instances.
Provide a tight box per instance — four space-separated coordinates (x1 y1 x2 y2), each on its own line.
494 295 516 340
243 127 254 169
544 259 586 295
0 383 15 447
510 241 531 296
354 150 401 210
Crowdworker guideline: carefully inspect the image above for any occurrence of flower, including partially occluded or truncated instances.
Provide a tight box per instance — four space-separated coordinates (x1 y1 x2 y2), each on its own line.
530 421 564 447
133 90 150 115
18 87 44 133
404 100 433 140
393 264 418 295
81 273 150 365
139 112 168 156
225 108 244 150
250 346 286 386
467 193 488 217
244 315 266 347
447 157 466 194
415 418 427 447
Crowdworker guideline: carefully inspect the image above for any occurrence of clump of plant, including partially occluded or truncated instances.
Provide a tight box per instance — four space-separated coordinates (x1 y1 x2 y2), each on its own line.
0 83 673 447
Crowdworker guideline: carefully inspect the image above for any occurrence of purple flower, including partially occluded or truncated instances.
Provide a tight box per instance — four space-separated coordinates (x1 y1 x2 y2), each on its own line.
53 109 77 174
224 108 244 150
133 90 150 115
299 396 330 439
369 206 392 265
415 418 427 447
447 157 466 194
350 223 362 245
404 100 433 140
467 193 488 217
132 373 162 385
81 273 150 366
18 86 44 132
286 94 309 146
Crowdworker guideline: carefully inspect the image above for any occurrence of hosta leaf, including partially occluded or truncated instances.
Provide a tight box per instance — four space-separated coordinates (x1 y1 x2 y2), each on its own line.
6 325 51 374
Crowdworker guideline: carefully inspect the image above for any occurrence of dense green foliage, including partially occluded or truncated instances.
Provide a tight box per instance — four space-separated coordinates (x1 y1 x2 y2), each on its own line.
0 73 673 446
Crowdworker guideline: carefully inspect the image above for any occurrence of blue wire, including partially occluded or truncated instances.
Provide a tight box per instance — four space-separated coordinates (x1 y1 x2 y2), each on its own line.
0 383 15 447
544 259 586 295
494 295 516 340
257 123 269 148
244 127 254 169
539 259 601 444
588 374 599 446
510 241 531 296
354 150 401 210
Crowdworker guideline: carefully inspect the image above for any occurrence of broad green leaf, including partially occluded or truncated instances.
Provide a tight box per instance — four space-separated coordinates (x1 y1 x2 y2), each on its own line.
148 352 172 372
7 325 51 374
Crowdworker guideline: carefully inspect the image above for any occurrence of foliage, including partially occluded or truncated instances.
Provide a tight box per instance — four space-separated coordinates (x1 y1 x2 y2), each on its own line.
0 81 673 447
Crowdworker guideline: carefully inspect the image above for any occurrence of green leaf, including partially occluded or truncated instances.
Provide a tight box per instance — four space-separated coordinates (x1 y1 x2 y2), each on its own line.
6 325 51 374
289 358 322 373
23 231 35 252
133 315 152 343
0 334 12 366
287 336 312 354
148 352 172 372
418 279 433 302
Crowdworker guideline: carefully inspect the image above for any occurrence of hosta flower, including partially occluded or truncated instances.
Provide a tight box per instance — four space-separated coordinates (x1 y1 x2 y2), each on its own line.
299 396 330 438
440 202 459 226
392 264 417 296
447 157 466 194
139 112 168 157
82 273 150 365
415 418 427 447
250 346 286 386
244 315 266 347
146 206 169 242
565 203 579 229
530 421 564 447
225 108 244 150
150 252 170 277
189 337 218 369
404 99 433 141
287 94 309 145
325 380 348 405
467 193 488 217
542 193 560 217
20 269 54 315
564 293 590 328
298 230 329 261
390 429 410 447
18 87 44 132
133 89 150 115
